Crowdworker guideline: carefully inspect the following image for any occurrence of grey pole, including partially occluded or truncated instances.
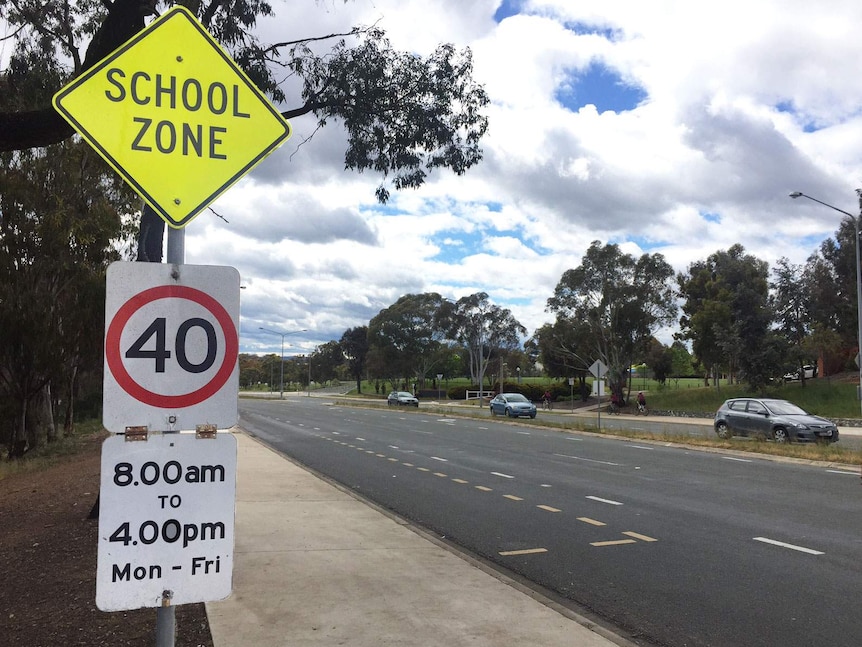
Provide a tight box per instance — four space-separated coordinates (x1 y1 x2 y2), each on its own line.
155 226 184 647
259 328 306 398
790 191 862 416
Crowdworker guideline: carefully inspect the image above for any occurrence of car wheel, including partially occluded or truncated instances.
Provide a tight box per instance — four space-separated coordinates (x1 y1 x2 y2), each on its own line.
490 407 497 416
530 413 536 419
506 408 513 417
413 402 418 407
716 421 732 439
772 427 789 443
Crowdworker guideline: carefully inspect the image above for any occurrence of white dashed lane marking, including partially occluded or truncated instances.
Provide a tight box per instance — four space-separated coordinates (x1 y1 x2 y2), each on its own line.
753 537 824 555
586 496 623 506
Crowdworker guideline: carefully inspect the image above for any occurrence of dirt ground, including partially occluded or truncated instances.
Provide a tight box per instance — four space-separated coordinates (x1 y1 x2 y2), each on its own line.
0 432 214 647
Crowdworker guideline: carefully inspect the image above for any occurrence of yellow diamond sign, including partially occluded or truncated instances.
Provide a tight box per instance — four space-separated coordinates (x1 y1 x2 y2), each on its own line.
52 6 291 228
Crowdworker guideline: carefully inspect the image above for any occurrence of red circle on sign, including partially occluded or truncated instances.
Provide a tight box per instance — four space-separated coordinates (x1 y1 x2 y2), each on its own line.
105 285 238 408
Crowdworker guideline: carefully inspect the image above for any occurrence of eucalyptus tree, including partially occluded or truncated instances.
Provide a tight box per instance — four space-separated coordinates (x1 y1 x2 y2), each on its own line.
678 244 778 391
310 341 344 385
0 0 489 256
0 140 137 451
531 318 594 393
804 220 859 358
443 292 526 391
340 326 369 393
771 257 813 379
368 293 449 388
546 241 676 401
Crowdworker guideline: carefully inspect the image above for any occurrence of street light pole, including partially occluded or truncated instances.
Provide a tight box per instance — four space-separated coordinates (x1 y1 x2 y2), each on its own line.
259 327 307 399
790 190 862 415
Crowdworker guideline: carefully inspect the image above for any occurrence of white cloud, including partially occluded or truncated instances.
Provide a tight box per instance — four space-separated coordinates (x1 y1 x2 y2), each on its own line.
168 0 862 354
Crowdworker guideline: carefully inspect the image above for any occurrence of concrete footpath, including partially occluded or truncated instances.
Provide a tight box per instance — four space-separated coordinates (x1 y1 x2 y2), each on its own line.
205 431 629 647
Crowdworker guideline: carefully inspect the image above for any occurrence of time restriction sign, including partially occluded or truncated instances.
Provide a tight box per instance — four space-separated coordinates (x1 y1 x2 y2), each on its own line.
103 261 240 433
96 432 237 610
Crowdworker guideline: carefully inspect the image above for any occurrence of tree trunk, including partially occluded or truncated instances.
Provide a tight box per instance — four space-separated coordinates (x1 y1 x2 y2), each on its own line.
64 366 78 436
26 384 55 448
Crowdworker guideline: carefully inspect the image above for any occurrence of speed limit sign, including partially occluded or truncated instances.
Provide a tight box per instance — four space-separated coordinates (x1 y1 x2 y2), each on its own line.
103 262 240 433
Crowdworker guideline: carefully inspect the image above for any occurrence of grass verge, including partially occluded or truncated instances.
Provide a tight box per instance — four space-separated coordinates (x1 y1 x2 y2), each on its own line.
0 419 107 481
331 397 862 467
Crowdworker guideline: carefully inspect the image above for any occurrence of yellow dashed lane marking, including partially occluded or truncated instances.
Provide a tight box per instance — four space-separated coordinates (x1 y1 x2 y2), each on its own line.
475 486 493 492
452 478 469 484
537 505 561 513
623 531 658 542
499 548 548 556
591 539 637 547
578 517 607 526
503 494 524 501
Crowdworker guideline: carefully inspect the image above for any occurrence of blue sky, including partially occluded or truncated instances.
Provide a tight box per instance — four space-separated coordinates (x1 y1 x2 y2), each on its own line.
170 0 862 356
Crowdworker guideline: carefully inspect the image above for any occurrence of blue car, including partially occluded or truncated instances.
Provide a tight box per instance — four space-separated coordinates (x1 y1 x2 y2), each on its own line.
489 393 537 419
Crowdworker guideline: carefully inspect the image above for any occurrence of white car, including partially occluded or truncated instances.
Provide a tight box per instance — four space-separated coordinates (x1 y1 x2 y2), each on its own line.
783 365 816 381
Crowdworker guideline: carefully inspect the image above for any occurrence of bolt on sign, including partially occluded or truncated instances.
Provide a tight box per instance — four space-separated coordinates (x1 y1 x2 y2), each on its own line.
52 6 291 228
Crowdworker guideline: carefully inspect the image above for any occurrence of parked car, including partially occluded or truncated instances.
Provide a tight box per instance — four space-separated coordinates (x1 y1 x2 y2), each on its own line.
713 397 838 443
387 391 418 407
489 393 537 419
783 365 816 381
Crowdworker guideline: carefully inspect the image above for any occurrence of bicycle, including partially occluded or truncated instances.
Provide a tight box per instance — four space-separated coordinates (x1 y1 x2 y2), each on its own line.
636 402 648 415
608 401 621 415
542 398 552 411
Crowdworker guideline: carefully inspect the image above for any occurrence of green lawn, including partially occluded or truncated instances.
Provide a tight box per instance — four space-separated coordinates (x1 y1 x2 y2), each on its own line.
348 374 862 421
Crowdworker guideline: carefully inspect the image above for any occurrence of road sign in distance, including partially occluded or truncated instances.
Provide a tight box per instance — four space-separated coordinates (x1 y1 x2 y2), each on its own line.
103 262 239 433
96 433 237 610
589 359 608 379
52 6 291 228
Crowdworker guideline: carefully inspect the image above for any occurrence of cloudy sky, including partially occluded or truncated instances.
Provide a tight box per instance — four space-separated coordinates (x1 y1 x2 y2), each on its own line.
179 0 862 357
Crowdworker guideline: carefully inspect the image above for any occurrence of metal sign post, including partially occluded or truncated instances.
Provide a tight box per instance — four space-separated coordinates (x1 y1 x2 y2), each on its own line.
52 6 293 646
589 359 608 431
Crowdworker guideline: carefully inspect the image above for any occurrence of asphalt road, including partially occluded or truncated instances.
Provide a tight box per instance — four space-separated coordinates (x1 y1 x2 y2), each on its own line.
239 397 862 647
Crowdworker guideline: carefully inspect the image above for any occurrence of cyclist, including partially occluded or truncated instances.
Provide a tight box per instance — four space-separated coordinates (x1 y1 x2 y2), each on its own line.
609 391 621 414
542 390 553 410
636 391 647 414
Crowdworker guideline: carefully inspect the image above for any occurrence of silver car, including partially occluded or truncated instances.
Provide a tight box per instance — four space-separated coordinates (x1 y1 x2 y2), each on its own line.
713 397 838 443
489 393 537 419
387 391 418 407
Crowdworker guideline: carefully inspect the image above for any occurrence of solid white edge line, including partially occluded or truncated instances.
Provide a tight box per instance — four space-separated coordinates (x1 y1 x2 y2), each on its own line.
722 456 752 463
753 537 824 555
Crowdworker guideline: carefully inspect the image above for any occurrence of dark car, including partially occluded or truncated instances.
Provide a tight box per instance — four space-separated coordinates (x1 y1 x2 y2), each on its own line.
489 393 537 419
387 391 418 407
713 397 838 443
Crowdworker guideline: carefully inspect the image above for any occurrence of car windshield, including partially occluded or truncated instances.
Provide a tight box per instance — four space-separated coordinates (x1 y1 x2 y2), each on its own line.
762 399 808 415
504 394 528 403
398 392 413 398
